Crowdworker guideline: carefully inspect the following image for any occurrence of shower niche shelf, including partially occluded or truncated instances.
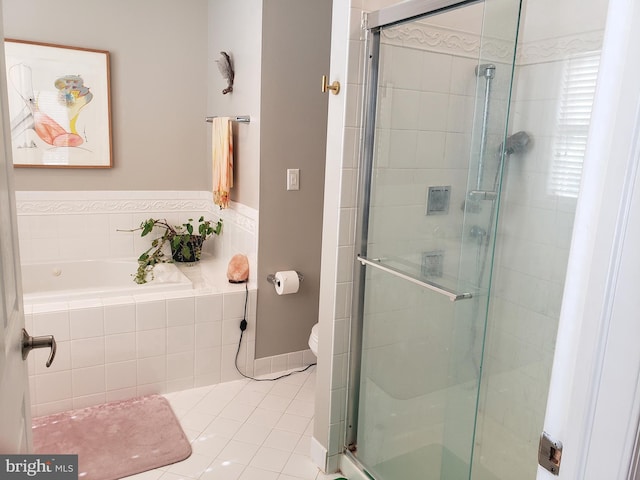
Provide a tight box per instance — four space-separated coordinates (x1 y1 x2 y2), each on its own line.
357 255 472 302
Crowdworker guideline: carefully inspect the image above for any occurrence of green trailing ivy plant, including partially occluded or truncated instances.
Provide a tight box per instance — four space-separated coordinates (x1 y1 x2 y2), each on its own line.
121 216 222 284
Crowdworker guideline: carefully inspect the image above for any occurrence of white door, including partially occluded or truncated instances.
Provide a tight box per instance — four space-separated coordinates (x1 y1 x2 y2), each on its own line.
538 0 640 478
0 1 32 453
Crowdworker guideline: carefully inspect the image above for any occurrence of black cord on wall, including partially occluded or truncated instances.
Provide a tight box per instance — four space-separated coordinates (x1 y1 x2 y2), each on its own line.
234 283 316 382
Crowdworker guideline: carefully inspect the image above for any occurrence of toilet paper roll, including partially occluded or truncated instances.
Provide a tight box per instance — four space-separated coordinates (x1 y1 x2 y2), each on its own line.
274 270 300 295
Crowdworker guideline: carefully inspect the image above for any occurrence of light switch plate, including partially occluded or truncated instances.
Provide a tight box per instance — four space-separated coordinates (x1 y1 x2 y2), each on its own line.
287 169 300 191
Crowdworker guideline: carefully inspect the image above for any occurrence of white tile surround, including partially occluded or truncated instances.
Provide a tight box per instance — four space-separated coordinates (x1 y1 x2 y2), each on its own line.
316 0 606 478
16 191 316 417
317 3 508 471
469 39 598 477
15 190 257 268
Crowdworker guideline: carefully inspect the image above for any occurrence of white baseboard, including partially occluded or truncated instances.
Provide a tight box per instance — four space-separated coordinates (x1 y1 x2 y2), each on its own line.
310 436 328 471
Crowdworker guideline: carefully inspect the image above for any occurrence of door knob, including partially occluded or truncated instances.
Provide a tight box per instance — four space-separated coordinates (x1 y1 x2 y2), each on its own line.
321 75 340 95
22 328 57 368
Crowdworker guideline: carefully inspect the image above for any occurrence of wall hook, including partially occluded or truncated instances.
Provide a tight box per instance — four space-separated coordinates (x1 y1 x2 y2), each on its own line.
321 75 340 95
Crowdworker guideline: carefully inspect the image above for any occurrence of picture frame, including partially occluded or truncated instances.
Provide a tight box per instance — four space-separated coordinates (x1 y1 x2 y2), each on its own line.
4 39 112 168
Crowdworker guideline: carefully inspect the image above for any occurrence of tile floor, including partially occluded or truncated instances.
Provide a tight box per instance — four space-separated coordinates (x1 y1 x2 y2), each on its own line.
124 367 344 480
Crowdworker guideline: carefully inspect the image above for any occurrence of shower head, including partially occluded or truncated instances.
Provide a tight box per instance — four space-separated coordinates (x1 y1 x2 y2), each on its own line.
501 131 531 156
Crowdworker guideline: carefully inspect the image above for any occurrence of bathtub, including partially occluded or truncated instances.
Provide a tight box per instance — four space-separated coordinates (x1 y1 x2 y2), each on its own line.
21 259 192 304
20 255 307 419
22 256 266 417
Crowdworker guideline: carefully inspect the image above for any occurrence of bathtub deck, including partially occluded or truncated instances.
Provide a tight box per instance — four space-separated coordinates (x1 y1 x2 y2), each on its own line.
173 254 257 294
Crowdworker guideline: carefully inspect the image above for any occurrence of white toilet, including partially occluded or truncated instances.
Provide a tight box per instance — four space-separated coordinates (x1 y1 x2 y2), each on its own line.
308 323 319 357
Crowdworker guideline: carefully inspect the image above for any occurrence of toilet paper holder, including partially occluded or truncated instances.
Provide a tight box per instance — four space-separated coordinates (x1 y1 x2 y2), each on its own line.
267 272 304 286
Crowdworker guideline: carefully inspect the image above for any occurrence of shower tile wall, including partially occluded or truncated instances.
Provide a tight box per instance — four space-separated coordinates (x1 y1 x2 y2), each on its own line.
471 1 609 477
319 1 489 469
353 6 538 474
473 64 579 478
357 270 460 466
318 2 507 470
367 25 479 279
360 34 481 469
319 0 609 477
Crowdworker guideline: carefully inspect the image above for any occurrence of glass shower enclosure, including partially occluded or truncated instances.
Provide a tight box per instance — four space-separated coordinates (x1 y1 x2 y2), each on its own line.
346 1 523 479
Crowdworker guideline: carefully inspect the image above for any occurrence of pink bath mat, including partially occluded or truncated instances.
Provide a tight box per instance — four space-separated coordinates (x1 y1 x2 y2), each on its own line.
32 395 192 480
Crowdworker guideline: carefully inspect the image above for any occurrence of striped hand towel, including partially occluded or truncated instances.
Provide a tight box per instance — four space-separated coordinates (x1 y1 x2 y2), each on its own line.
212 117 233 209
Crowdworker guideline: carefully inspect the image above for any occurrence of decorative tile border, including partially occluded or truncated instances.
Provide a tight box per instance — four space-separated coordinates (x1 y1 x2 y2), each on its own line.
517 30 604 65
15 191 212 215
381 23 479 58
14 190 258 268
381 22 511 61
15 191 257 235
380 21 604 65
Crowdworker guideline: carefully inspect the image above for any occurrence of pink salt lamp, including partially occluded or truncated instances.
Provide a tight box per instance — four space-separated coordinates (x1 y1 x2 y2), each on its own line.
227 254 249 283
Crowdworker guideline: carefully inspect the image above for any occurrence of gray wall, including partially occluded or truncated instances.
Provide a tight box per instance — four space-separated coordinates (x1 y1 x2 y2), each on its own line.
4 0 209 191
208 0 262 210
6 0 332 359
256 0 331 358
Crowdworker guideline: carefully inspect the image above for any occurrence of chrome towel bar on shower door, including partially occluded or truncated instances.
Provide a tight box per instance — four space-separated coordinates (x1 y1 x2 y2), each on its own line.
357 255 472 302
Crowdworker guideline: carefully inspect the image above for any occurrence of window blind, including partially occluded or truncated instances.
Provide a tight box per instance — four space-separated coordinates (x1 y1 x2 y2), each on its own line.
548 52 601 198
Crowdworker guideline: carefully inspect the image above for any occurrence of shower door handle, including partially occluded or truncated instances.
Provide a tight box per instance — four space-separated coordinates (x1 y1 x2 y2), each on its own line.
357 256 473 301
22 328 57 368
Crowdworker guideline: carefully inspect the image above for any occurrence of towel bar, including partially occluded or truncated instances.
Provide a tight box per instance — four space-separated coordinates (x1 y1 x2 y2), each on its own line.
357 256 472 302
205 115 250 123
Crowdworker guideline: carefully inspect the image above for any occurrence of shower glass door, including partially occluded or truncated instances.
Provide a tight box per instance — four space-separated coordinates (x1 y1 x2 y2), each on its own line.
348 1 522 479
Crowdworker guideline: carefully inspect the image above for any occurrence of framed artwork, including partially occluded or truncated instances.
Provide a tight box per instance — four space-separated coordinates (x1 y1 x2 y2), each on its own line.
4 39 112 168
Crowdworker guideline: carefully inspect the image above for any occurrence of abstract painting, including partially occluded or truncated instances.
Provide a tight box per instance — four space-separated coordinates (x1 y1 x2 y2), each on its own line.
4 40 112 168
